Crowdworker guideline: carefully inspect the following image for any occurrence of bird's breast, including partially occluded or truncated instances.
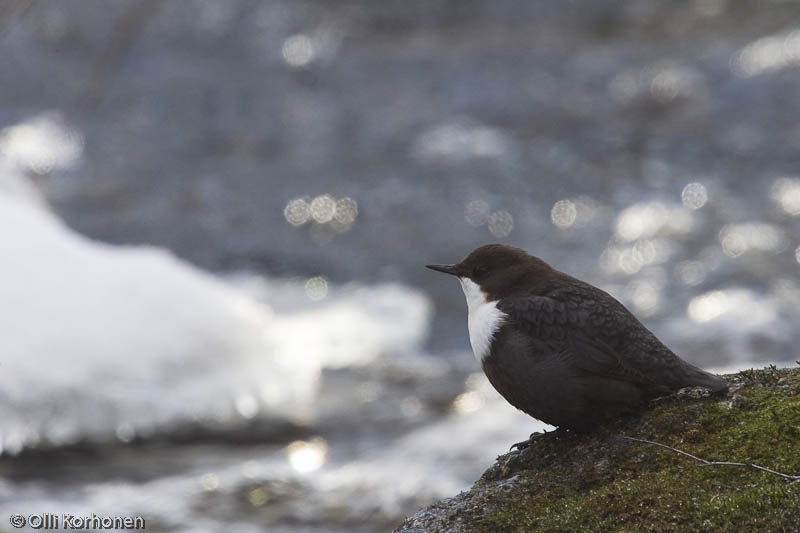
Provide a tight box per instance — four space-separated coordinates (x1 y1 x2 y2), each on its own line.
458 278 507 363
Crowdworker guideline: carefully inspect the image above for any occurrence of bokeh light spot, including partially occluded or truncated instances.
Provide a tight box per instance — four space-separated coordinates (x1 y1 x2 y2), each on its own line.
734 29 800 77
551 199 577 229
304 276 328 301
115 423 135 443
281 34 315 68
625 280 661 315
719 222 787 257
287 437 328 473
412 118 511 164
246 487 269 507
234 393 259 419
286 194 358 235
615 202 693 242
488 210 514 238
333 197 358 225
600 239 674 275
681 182 708 210
650 66 699 103
688 291 727 322
675 260 707 286
464 200 490 227
0 112 84 173
770 177 800 216
200 473 219 491
452 391 485 413
284 198 311 226
310 194 336 224
687 289 777 325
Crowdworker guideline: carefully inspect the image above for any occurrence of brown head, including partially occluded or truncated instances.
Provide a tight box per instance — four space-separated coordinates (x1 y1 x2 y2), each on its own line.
426 244 554 300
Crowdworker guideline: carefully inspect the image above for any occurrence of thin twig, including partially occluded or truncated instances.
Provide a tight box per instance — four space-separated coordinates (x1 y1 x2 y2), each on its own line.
623 436 800 484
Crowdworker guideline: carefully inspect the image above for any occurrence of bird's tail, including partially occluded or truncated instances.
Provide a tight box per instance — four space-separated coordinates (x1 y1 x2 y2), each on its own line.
683 364 728 393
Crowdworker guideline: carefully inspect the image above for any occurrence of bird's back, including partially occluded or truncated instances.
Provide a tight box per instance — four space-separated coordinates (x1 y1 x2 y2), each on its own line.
483 273 726 429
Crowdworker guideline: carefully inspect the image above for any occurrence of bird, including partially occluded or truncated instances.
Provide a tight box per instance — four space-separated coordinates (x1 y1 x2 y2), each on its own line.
427 244 727 432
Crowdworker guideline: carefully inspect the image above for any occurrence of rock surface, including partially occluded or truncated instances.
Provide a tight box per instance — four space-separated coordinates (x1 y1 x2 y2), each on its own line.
395 366 800 532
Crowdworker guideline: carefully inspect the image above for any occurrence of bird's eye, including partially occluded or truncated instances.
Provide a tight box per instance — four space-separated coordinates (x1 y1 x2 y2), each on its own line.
473 265 489 278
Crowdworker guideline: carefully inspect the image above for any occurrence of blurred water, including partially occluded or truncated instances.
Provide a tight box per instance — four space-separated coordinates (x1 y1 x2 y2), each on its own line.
1 1 800 531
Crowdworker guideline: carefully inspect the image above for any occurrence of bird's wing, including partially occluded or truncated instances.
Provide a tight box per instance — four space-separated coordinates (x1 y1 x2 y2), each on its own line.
497 295 658 387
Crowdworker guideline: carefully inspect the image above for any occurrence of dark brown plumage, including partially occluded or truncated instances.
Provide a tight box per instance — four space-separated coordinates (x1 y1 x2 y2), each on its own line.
427 244 727 431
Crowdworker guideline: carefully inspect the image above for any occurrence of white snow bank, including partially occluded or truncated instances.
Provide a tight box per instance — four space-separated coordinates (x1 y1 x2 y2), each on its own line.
0 172 430 454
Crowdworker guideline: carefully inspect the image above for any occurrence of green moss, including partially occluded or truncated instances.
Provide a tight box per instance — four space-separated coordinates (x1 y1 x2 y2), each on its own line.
399 366 800 533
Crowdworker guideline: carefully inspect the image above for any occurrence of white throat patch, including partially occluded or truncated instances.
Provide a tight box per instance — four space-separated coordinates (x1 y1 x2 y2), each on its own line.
458 277 507 363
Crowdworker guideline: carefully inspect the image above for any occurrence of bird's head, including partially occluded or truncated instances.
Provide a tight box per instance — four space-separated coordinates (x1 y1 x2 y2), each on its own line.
426 244 552 301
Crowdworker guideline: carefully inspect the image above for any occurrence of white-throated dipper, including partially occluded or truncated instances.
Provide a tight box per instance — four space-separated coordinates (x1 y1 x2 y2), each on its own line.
427 244 727 431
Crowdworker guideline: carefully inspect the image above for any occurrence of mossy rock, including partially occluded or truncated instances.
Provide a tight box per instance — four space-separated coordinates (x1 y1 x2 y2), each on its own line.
396 366 800 532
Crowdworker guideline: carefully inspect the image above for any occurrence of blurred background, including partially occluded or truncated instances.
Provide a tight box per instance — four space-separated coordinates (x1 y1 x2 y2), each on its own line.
1 0 800 531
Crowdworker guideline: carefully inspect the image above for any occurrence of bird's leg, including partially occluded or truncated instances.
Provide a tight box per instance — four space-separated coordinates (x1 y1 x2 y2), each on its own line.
510 429 549 451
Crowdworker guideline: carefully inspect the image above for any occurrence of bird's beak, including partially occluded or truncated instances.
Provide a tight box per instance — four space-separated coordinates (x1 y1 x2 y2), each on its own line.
426 263 458 276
